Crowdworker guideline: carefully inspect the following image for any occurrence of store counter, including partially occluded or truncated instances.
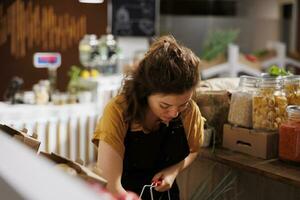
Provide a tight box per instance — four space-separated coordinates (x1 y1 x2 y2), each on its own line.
0 102 100 164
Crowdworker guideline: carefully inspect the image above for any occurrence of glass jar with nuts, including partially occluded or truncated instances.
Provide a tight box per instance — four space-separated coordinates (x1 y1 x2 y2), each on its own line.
253 77 287 131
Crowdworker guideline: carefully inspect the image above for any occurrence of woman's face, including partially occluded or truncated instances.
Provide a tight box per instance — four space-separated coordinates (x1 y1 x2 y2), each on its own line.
147 89 193 123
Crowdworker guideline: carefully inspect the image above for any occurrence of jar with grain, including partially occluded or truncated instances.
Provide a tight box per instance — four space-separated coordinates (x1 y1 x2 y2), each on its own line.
283 75 300 105
279 105 300 162
253 77 287 131
228 75 257 128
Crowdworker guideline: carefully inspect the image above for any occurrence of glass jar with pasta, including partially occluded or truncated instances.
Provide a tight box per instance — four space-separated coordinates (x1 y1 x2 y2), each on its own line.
228 76 258 128
253 77 287 131
283 75 300 105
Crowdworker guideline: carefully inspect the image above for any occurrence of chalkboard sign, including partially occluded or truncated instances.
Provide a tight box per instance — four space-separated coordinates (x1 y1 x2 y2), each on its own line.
112 0 157 36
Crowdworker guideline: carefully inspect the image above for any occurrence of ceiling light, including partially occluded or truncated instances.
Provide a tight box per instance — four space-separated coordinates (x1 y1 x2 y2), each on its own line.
79 0 104 3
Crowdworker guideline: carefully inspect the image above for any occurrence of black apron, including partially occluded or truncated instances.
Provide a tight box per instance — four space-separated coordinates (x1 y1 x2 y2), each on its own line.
121 116 190 200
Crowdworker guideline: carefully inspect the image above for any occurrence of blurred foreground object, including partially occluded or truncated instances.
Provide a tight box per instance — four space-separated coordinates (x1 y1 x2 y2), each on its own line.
0 132 110 200
40 152 107 187
0 124 40 152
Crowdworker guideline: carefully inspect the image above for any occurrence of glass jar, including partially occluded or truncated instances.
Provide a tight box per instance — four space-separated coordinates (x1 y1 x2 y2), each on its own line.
79 34 99 68
98 34 118 74
283 75 300 105
252 77 287 131
33 84 49 105
228 76 258 128
279 105 300 162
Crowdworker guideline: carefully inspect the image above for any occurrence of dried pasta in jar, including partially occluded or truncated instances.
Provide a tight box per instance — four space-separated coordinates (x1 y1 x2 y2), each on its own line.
283 76 300 105
253 78 287 131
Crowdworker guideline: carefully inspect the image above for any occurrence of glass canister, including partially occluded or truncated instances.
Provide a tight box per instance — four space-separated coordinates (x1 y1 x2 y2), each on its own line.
79 34 99 68
98 34 118 74
228 75 258 128
279 105 300 162
283 75 300 105
33 84 49 105
252 77 288 131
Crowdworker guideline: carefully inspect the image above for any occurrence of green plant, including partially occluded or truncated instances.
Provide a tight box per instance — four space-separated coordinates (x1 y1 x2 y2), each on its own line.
67 65 82 93
201 29 240 61
267 65 292 77
252 49 269 58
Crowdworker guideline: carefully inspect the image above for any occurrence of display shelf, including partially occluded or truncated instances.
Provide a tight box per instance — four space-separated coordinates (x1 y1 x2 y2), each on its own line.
0 102 99 164
262 41 300 69
201 44 262 79
201 41 300 79
77 74 123 110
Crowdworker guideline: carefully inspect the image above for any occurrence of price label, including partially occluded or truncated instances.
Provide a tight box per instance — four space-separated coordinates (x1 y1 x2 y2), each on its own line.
33 53 61 69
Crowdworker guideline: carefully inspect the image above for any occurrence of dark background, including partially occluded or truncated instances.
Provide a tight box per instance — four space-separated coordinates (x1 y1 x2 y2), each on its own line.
112 0 157 36
0 0 107 100
1 0 300 100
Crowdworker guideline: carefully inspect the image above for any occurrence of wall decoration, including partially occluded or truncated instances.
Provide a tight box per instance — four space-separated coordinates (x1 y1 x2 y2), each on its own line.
0 0 107 100
0 0 87 58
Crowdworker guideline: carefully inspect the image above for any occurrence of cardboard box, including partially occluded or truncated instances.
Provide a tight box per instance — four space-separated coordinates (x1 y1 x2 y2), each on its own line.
40 152 107 187
193 90 231 145
222 124 278 159
0 124 40 152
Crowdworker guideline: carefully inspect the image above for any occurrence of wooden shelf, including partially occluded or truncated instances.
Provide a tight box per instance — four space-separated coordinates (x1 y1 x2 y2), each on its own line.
201 41 300 79
199 147 300 187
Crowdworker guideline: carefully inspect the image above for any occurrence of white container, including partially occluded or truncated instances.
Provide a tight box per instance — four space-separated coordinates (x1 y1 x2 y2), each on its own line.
77 91 92 103
228 76 257 128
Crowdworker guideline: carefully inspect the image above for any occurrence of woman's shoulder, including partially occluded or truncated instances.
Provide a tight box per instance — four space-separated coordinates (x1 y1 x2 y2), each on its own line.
105 95 128 116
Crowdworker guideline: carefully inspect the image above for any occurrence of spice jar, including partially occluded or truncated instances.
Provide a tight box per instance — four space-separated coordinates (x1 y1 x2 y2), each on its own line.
253 77 287 131
33 84 49 105
283 75 300 105
279 105 300 162
228 76 257 128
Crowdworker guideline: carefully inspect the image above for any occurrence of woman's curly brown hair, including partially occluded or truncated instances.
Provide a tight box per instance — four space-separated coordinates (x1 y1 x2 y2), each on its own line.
120 35 201 123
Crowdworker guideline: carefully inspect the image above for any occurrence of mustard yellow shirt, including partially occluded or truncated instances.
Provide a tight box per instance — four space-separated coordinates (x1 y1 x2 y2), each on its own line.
92 95 205 158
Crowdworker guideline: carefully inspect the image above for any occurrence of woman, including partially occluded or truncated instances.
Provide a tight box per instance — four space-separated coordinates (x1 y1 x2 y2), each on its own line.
92 35 204 199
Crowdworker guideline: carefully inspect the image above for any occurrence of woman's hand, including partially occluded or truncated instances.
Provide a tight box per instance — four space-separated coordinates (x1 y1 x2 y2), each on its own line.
151 152 199 192
151 164 180 192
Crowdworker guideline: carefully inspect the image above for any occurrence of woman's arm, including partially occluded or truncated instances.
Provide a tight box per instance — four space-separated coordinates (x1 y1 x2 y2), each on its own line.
152 151 198 192
97 141 127 195
153 101 204 191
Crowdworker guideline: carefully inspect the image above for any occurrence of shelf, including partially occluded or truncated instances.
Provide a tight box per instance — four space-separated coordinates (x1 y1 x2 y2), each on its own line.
262 41 300 69
201 44 262 79
199 147 300 188
201 41 300 79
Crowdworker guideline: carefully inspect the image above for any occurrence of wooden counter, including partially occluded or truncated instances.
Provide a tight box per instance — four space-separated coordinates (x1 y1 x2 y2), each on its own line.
199 147 300 188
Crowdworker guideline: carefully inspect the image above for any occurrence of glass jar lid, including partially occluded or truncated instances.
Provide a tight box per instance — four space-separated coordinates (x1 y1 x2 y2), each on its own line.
283 75 300 84
239 75 258 88
286 105 300 120
257 76 283 89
